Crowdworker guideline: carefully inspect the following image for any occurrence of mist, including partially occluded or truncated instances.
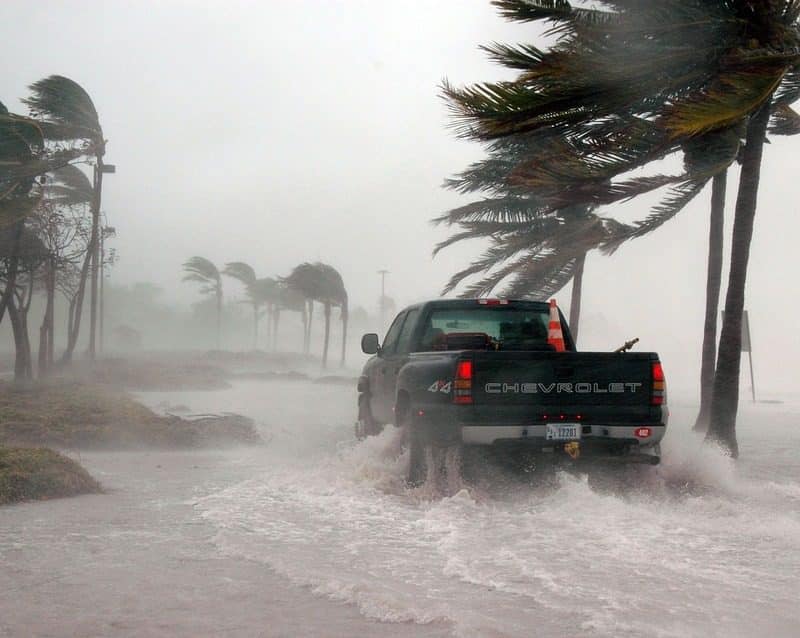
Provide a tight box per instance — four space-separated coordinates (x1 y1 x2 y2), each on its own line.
2 3 799 637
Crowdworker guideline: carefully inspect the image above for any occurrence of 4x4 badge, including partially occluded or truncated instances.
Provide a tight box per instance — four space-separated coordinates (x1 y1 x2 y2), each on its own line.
427 380 452 393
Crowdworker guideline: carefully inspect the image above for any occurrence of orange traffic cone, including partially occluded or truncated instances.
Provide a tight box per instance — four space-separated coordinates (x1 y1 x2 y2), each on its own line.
547 299 566 352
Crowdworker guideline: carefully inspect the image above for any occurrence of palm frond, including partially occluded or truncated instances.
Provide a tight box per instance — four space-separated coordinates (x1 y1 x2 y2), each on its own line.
769 102 800 135
23 75 103 150
222 261 257 286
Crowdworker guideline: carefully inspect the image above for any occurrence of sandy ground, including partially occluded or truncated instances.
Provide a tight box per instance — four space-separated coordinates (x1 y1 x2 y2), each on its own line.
0 449 449 638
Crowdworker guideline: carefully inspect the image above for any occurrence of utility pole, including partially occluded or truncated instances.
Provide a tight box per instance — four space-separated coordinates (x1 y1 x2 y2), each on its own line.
88 159 115 359
99 223 116 353
377 269 389 326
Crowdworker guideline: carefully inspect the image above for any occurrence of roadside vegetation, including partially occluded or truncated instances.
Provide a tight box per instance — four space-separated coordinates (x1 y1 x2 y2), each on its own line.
0 380 261 450
0 446 101 505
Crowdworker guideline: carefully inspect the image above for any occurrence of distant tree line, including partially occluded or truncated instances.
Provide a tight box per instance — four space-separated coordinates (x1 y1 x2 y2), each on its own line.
182 257 348 368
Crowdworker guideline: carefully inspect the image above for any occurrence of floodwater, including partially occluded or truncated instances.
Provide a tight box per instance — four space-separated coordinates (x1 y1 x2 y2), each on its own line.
2 379 799 637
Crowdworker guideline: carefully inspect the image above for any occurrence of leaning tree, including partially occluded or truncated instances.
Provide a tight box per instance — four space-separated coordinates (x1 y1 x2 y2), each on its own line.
182 256 223 349
283 262 348 367
24 76 107 360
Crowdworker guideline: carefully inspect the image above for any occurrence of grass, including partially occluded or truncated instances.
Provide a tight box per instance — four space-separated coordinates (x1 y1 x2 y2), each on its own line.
0 446 101 505
0 380 262 449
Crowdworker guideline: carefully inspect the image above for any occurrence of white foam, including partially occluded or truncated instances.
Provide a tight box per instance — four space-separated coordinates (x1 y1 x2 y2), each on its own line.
183 382 800 637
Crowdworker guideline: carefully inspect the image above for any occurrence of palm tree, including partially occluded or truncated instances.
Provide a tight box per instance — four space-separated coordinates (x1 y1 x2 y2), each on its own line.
283 263 325 355
249 276 282 350
436 144 629 342
442 0 800 454
0 224 48 381
315 263 348 368
273 282 307 352
222 261 262 349
436 200 631 344
283 262 348 367
24 75 106 360
182 256 223 348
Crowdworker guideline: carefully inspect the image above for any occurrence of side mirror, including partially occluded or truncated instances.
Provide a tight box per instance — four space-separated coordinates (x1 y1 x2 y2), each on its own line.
361 333 381 355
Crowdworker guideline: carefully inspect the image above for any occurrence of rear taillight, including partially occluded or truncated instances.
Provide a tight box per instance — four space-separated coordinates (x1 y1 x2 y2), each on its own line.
454 359 473 404
651 361 666 406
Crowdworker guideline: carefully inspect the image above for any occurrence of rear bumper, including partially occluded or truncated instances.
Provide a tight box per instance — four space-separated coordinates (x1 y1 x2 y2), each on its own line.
461 423 665 447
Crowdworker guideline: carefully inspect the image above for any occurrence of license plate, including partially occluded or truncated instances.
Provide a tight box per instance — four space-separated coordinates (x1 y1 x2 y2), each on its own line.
546 424 580 441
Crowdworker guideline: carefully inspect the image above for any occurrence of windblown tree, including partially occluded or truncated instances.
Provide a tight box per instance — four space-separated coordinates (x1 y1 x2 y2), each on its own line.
0 100 84 381
442 0 800 455
271 281 307 352
27 171 92 375
435 142 636 342
283 262 324 356
182 257 223 348
24 75 107 360
0 225 48 380
250 276 282 350
222 261 262 349
283 262 348 367
315 263 349 369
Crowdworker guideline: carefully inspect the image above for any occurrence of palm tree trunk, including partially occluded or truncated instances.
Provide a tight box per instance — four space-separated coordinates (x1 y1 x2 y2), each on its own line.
707 104 771 457
273 308 280 351
48 259 55 366
306 300 314 355
7 296 31 383
569 252 586 345
253 303 258 350
340 312 348 368
62 246 92 363
215 289 222 350
694 171 727 432
67 295 76 348
38 259 55 377
301 303 308 354
322 302 331 369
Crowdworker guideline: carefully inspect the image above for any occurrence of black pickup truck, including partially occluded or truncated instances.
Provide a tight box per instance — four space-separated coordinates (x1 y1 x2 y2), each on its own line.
357 299 667 485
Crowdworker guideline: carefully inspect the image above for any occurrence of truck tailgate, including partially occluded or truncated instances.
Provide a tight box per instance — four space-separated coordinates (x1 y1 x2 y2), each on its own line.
469 351 658 424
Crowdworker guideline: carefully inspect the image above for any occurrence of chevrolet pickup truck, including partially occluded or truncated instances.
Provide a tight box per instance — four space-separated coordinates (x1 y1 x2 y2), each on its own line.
357 299 667 485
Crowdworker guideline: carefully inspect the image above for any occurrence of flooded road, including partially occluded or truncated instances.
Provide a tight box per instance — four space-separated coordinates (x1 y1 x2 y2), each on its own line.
2 379 799 637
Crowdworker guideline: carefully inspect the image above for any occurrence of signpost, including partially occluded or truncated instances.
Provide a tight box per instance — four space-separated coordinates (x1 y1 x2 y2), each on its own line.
742 310 755 403
723 309 756 402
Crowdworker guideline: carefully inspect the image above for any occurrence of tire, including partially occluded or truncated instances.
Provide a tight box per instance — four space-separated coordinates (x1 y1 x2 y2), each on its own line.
355 394 381 440
401 405 463 492
401 407 427 487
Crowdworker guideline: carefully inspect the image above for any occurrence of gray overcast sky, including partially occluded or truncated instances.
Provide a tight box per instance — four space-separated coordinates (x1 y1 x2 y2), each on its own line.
1 1 797 392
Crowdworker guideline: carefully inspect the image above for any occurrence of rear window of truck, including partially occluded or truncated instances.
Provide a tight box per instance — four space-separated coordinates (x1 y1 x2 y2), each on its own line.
416 307 555 352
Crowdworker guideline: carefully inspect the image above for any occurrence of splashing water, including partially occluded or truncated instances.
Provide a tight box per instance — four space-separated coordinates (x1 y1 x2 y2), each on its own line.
142 381 800 637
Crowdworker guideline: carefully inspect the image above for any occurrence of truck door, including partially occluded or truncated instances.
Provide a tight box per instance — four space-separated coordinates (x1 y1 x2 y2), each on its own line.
385 308 420 420
370 311 406 423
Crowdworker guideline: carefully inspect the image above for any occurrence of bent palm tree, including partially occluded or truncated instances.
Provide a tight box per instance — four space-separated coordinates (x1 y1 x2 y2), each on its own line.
222 261 262 349
284 262 348 367
24 75 107 359
183 256 223 348
283 263 325 355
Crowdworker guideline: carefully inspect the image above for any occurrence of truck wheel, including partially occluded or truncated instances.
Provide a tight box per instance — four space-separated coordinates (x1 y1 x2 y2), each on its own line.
355 394 381 440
